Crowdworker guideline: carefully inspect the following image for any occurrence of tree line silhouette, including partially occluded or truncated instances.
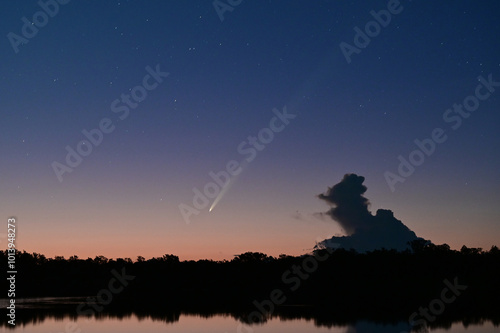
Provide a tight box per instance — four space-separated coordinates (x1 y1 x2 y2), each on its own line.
1 241 499 324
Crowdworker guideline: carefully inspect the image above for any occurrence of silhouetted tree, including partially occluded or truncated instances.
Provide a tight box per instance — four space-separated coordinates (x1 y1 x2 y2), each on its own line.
1 243 498 322
94 255 108 264
232 252 270 263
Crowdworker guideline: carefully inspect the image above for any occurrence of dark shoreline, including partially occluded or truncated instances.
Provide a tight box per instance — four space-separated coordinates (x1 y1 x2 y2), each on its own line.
2 245 499 329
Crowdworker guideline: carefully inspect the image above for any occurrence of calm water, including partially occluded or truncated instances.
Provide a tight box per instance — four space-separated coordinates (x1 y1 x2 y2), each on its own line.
2 314 499 333
1 298 498 333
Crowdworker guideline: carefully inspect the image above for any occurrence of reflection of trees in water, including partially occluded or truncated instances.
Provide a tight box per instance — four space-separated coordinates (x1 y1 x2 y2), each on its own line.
1 302 498 331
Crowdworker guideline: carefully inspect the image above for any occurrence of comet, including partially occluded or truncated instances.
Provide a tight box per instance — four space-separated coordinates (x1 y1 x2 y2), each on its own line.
209 160 248 212
209 175 234 212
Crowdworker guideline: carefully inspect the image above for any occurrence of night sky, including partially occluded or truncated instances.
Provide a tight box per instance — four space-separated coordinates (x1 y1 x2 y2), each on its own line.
1 1 499 260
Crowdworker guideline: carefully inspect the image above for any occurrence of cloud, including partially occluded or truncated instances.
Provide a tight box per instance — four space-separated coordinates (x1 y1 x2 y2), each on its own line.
318 174 372 235
316 174 427 252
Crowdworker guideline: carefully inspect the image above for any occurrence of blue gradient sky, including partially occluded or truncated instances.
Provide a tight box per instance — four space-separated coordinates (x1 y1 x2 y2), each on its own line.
1 1 499 260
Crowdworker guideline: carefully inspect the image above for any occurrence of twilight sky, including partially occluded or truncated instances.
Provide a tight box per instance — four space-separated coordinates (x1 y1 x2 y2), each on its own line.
1 0 499 261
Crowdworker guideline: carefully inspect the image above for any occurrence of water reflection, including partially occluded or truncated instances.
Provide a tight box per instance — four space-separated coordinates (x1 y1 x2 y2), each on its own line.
0 298 498 333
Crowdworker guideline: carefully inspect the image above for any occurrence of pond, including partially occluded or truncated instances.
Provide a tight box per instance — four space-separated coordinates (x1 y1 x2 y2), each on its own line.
1 298 498 333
